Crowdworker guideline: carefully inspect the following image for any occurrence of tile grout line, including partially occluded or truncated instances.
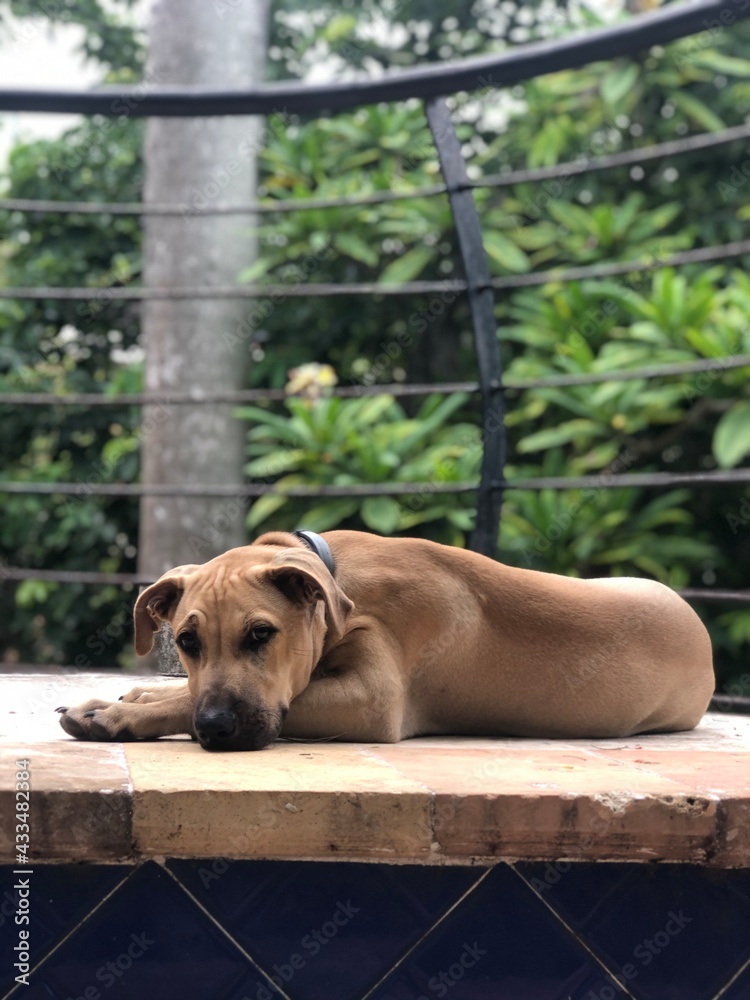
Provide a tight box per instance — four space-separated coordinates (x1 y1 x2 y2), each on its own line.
161 863 296 1000
710 951 750 1000
357 865 494 1000
0 866 138 1000
507 864 641 1000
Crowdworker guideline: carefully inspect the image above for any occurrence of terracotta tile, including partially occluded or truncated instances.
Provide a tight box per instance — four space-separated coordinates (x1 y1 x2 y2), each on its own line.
125 742 433 861
716 797 750 867
582 748 750 795
580 746 750 866
369 745 719 862
0 742 132 863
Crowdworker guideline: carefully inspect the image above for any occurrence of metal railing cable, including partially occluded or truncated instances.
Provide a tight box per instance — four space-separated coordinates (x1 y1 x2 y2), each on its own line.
3 355 749 408
2 119 749 217
3 467 750 498
2 237 750 302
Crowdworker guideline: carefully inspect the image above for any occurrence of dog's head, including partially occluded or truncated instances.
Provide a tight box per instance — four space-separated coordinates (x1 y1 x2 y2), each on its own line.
134 533 353 751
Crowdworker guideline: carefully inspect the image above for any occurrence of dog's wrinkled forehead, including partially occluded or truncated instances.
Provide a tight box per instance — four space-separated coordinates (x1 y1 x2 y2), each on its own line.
175 561 298 618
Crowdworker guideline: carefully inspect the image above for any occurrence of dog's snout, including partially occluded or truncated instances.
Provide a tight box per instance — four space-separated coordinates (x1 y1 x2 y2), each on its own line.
195 707 239 747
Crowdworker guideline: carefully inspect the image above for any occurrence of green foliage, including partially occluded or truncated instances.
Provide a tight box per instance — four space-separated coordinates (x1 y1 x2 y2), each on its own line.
0 4 143 666
714 402 750 469
239 392 480 542
0 0 144 71
502 481 718 586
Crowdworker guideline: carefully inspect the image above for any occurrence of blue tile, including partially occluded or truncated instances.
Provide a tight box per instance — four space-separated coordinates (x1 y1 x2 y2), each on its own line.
369 864 611 1000
721 961 750 1000
0 864 130 997
25 862 256 1000
515 862 750 1000
167 859 484 1000
5 981 59 1000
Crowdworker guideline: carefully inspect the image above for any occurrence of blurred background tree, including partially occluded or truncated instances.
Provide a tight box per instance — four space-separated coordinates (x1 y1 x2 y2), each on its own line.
0 0 748 699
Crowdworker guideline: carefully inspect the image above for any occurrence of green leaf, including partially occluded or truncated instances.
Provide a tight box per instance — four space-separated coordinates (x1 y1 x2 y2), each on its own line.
361 496 402 534
335 232 379 268
518 419 600 453
297 499 360 532
323 13 357 42
378 245 434 284
548 200 597 236
245 474 307 530
483 232 531 273
713 401 750 469
601 63 639 106
528 119 566 168
246 493 290 531
671 92 725 132
691 51 750 77
237 257 276 283
15 579 53 608
244 449 306 478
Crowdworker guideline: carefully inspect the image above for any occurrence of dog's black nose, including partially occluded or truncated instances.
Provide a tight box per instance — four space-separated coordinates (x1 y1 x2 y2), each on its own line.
194 708 239 746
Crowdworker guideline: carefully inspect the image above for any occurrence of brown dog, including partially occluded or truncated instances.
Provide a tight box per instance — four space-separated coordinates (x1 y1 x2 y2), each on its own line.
58 529 715 751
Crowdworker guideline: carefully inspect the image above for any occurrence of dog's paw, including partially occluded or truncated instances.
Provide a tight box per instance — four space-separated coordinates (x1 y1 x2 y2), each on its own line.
57 700 138 742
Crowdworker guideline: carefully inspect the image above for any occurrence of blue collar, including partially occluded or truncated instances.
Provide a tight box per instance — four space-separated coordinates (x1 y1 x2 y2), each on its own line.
293 530 336 577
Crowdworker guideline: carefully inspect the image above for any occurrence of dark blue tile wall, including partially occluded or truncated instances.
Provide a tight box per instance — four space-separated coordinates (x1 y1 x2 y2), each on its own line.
1 861 748 1000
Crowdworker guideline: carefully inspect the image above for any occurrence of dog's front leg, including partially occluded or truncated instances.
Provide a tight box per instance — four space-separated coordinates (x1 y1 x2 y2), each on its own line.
57 687 195 742
283 640 404 743
119 680 190 705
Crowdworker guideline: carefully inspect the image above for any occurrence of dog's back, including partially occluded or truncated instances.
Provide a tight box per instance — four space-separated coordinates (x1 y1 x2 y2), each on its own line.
324 532 714 739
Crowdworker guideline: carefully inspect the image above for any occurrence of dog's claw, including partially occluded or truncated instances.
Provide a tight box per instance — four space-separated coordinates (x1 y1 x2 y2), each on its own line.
55 706 68 713
83 710 96 718
118 695 124 701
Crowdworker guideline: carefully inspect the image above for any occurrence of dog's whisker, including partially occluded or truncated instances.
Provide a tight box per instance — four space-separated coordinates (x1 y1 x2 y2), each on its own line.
277 733 346 744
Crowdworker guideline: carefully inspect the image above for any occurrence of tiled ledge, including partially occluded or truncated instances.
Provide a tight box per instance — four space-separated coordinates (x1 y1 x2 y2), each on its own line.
1 673 748 867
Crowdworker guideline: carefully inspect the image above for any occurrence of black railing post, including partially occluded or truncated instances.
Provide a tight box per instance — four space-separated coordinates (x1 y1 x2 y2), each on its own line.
425 96 505 559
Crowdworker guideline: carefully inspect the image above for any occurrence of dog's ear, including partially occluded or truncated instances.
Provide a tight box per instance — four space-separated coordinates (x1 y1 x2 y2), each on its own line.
133 565 200 656
267 552 354 642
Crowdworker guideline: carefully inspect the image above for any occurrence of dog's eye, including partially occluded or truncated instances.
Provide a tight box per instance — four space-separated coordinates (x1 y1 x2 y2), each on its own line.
177 632 200 656
247 625 275 647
